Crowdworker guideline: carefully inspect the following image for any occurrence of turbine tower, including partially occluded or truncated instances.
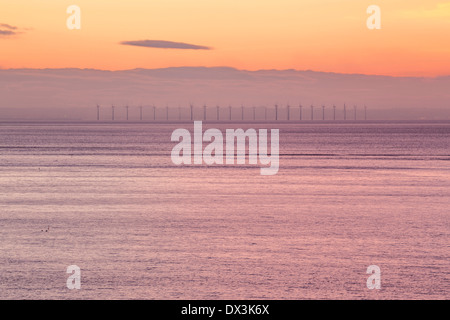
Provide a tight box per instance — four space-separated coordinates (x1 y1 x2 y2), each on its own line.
112 105 115 121
217 106 220 121
153 105 156 121
97 105 100 121
203 104 207 121
190 104 193 121
241 105 244 121
310 104 314 121
364 105 367 121
333 105 336 120
166 105 169 121
275 104 278 121
354 105 357 121
322 105 325 120
344 104 346 120
139 106 143 121
299 104 303 120
287 104 290 121
253 106 256 121
126 105 129 121
229 106 232 121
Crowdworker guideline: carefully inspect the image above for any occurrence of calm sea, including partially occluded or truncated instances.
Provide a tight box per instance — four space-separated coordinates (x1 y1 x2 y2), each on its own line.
0 121 448 299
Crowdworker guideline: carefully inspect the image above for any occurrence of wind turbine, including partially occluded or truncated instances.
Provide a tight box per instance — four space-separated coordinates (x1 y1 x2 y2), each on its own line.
322 105 325 120
333 105 336 120
299 104 303 120
310 104 314 121
96 104 100 121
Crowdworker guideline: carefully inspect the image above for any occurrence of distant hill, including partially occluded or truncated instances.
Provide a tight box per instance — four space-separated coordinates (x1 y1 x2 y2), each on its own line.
0 67 449 120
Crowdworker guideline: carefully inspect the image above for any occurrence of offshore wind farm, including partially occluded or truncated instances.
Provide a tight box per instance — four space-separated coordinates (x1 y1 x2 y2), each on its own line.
93 104 368 122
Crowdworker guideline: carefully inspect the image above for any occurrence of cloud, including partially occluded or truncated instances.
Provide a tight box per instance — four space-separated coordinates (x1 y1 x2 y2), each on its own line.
0 30 16 36
0 23 22 37
120 40 212 50
0 23 18 30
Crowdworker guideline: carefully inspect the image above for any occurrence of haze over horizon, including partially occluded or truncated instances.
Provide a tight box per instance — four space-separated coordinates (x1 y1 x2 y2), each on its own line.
0 66 449 121
4 65 450 77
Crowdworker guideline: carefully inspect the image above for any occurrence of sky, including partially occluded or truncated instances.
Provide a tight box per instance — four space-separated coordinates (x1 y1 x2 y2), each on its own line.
1 0 450 76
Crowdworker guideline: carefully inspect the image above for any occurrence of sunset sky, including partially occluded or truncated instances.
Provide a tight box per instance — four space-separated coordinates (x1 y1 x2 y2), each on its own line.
1 0 450 76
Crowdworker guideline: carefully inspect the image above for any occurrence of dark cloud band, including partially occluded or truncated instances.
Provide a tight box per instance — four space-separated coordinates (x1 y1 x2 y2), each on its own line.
0 23 21 37
0 23 18 30
120 40 211 50
0 30 16 35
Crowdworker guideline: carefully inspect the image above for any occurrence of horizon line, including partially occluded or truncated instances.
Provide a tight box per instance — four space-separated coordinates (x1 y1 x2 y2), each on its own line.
1 66 449 79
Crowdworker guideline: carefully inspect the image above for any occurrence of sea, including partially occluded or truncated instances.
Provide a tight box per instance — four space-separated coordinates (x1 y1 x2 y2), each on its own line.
0 121 448 299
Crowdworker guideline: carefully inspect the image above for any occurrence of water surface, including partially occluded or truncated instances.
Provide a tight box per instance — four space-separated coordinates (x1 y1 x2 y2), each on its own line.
0 121 448 299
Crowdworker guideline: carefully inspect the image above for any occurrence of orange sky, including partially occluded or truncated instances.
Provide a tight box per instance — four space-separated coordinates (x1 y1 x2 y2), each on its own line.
1 0 450 76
